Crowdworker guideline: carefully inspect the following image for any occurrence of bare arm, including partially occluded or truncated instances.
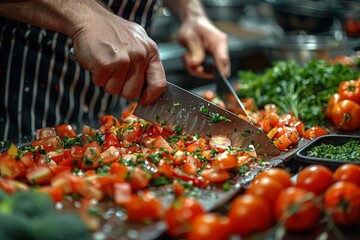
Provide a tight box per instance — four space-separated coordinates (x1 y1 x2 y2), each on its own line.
163 0 230 78
0 0 166 103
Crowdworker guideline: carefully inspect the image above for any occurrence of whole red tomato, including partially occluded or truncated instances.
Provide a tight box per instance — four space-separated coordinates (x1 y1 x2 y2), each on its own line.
334 164 360 187
338 80 360 103
164 197 205 237
331 100 360 130
296 165 334 195
255 168 293 188
304 126 329 140
228 194 273 237
186 213 231 240
325 93 342 119
324 181 360 226
275 187 322 232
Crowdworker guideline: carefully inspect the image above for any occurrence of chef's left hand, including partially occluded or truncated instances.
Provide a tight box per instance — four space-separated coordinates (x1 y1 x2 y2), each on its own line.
177 15 230 79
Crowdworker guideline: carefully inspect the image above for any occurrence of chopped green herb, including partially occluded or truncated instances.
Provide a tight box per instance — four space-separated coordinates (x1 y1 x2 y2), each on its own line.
306 140 360 162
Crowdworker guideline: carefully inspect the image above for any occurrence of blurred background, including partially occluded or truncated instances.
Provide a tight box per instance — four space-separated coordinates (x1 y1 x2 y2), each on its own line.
149 0 360 89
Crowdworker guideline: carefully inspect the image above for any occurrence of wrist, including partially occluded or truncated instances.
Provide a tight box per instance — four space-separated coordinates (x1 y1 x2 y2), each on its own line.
163 0 207 22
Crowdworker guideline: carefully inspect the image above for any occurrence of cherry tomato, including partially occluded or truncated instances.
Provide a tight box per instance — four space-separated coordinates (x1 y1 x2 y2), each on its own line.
212 151 238 170
334 164 360 187
209 135 231 153
228 194 273 237
201 168 230 183
164 197 205 238
255 168 293 188
296 165 334 195
304 126 329 140
324 181 360 226
331 100 360 131
325 93 342 119
56 123 77 138
246 176 285 207
338 80 360 103
125 191 163 223
186 213 231 240
275 187 322 232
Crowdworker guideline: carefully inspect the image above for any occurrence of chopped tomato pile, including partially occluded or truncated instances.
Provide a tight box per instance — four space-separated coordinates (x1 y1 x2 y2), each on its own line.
0 106 275 233
181 164 360 239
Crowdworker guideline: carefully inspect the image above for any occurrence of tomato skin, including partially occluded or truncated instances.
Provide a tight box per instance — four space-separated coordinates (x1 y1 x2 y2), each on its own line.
304 126 329 140
56 124 77 138
228 194 273 237
334 164 360 187
246 176 285 207
0 153 22 179
201 168 230 183
212 151 238 170
186 213 231 240
338 80 360 104
255 168 293 188
125 192 163 222
209 135 231 153
273 133 292 151
331 100 360 130
324 181 360 226
165 197 205 238
295 165 334 195
325 93 342 119
275 187 322 232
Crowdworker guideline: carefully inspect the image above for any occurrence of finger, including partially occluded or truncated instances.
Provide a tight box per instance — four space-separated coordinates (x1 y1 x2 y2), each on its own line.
139 54 167 104
212 37 231 78
179 30 205 67
121 63 145 100
184 54 213 79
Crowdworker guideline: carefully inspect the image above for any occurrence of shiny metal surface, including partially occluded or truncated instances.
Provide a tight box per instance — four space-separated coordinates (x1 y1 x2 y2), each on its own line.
133 82 280 158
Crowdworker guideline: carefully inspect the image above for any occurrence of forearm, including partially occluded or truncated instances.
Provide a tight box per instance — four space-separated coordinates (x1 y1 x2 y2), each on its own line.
162 0 207 22
0 0 109 37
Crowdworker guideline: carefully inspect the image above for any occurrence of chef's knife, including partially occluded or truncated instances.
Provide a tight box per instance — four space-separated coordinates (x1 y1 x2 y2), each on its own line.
203 54 252 122
133 82 280 158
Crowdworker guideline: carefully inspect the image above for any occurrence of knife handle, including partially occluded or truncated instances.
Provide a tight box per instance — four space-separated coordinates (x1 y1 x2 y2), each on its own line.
203 52 216 75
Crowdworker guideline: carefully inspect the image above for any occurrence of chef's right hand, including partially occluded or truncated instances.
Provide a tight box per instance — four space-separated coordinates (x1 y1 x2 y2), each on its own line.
71 7 166 104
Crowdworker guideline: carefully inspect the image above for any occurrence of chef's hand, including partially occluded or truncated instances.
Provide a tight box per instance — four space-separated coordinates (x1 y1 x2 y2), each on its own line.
71 8 166 104
177 15 230 79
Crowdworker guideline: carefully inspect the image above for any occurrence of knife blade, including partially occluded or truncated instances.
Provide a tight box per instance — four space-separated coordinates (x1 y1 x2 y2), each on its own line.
203 54 252 121
133 82 280 158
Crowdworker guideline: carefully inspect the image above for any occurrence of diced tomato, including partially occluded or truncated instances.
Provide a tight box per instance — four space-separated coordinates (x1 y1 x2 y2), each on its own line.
267 127 278 139
50 170 75 194
19 151 35 168
114 182 132 205
212 151 238 170
103 132 121 149
209 135 231 153
46 149 66 164
237 155 251 167
201 168 230 183
100 115 121 128
71 176 103 200
172 180 185 197
286 128 300 144
186 138 207 152
0 178 29 193
56 124 77 138
154 135 173 152
261 112 280 133
293 121 305 137
26 164 53 185
109 163 128 179
172 150 187 165
37 185 64 202
125 192 163 222
173 168 209 187
81 141 101 169
0 152 22 179
101 146 120 164
158 159 173 178
82 124 98 137
127 166 150 190
273 134 292 151
79 198 101 231
183 156 198 176
35 127 57 139
96 175 125 197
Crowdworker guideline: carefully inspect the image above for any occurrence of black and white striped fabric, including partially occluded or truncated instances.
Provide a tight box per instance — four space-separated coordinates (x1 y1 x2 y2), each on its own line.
0 0 161 141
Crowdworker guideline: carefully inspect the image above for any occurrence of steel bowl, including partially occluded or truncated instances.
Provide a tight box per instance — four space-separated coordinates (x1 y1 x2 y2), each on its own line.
259 34 360 64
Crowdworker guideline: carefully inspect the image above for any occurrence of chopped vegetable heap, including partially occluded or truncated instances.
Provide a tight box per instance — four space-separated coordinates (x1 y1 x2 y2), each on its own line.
306 139 360 162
